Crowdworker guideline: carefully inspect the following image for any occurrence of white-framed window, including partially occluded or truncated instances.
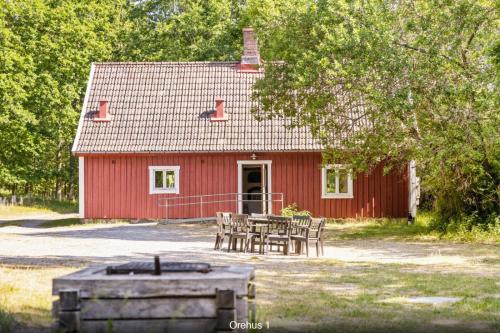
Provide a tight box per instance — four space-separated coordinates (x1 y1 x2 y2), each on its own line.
321 165 353 199
149 166 180 194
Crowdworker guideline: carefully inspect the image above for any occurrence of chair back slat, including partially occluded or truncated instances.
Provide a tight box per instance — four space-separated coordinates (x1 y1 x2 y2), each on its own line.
308 218 325 238
231 214 249 233
267 215 292 236
222 212 232 225
292 215 311 227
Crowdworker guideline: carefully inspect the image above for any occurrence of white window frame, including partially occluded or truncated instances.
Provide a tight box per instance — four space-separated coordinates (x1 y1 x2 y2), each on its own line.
149 166 180 194
321 164 353 199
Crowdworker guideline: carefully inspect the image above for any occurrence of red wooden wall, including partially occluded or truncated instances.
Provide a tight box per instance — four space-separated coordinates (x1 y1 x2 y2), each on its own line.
81 152 408 219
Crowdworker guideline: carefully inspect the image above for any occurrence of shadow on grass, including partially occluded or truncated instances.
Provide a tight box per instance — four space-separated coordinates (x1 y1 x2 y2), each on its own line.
0 218 84 228
38 218 97 228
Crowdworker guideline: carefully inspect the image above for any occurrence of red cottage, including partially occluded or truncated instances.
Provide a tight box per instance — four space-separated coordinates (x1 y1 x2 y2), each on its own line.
72 29 418 220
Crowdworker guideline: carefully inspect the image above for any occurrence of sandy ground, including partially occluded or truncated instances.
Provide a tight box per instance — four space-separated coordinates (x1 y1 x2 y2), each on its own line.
0 222 498 276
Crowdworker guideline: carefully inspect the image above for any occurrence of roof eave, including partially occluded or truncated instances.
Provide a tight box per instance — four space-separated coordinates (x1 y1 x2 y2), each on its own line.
71 63 96 155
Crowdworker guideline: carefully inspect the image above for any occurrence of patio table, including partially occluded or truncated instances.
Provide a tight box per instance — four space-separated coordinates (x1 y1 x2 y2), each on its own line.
248 217 270 254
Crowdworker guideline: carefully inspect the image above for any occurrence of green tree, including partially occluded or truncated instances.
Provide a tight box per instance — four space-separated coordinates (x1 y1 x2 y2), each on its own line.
120 0 311 61
253 0 499 227
0 0 130 198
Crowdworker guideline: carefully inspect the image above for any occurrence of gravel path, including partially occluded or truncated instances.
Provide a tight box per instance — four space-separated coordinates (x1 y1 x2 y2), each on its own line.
0 222 497 276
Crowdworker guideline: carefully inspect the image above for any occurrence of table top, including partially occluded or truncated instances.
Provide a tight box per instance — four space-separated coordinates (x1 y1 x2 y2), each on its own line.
248 217 269 223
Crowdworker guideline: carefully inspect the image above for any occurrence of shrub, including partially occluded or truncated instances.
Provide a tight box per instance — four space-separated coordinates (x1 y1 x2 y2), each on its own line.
280 203 311 217
0 308 15 333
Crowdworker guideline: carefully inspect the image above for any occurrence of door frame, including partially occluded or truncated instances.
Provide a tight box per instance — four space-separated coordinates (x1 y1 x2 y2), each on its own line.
237 160 272 214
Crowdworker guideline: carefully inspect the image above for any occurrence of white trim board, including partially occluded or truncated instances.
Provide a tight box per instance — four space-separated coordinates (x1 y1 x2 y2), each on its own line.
237 160 272 214
78 157 85 218
72 63 95 154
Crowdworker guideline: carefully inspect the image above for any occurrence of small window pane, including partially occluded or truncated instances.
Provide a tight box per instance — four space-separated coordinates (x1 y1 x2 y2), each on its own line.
338 170 348 193
165 170 175 188
154 171 163 188
326 169 337 193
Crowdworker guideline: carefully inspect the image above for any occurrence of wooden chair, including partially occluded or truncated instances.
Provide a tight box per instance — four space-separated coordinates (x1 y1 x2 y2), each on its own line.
291 218 325 257
290 215 311 252
227 214 259 253
265 215 292 255
248 214 268 254
214 212 232 250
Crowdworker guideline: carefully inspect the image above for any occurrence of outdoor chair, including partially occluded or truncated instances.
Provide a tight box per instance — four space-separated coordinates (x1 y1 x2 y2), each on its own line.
290 215 312 252
265 215 292 255
291 218 325 257
214 212 232 250
227 214 259 253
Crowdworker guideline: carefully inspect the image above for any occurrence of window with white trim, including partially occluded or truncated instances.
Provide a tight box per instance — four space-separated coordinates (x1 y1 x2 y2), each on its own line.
149 166 180 194
321 165 353 199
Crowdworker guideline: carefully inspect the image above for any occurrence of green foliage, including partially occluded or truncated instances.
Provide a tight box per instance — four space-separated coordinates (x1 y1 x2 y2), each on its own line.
0 0 306 200
280 202 311 217
0 307 14 333
0 0 129 199
0 0 497 236
325 212 499 243
253 0 499 228
429 211 500 242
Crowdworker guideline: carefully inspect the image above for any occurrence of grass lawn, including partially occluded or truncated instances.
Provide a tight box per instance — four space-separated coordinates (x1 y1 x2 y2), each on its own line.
325 213 500 244
0 266 77 332
1 260 498 333
37 218 128 228
0 218 498 332
0 199 78 218
256 261 500 333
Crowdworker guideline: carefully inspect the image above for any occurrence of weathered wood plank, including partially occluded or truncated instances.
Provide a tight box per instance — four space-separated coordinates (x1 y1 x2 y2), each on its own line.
54 278 248 298
53 265 254 298
59 290 80 311
58 311 80 332
216 309 236 331
216 289 235 309
81 318 217 333
79 298 249 321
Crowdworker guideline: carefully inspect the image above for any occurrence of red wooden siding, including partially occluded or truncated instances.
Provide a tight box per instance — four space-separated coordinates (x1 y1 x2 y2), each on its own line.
82 153 408 219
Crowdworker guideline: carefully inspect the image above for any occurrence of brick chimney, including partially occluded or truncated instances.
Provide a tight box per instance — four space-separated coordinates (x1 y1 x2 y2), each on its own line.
94 100 111 122
239 28 260 72
210 98 228 122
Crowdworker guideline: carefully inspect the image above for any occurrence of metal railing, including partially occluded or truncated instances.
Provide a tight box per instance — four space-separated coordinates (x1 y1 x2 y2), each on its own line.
158 192 284 220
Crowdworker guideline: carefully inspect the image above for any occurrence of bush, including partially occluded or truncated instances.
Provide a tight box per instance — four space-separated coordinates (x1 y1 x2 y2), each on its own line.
0 308 15 333
280 203 311 217
429 212 500 243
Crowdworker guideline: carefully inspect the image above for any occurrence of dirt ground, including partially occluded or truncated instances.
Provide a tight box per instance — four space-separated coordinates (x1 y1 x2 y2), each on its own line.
0 222 497 274
0 221 498 333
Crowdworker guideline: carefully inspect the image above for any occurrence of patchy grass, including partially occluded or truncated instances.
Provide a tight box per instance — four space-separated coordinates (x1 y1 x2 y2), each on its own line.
325 213 499 244
36 218 85 228
0 199 77 217
2 260 498 333
256 261 500 333
38 219 129 228
0 265 78 332
0 308 15 333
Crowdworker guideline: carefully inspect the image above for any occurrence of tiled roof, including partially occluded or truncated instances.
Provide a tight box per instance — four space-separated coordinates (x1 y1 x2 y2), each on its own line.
72 62 324 153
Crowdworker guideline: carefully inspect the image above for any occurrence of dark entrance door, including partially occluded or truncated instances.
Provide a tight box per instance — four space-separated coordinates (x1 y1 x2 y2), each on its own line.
241 164 269 214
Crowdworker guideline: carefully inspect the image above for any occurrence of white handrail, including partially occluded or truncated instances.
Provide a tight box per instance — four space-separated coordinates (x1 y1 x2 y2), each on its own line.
158 192 284 220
